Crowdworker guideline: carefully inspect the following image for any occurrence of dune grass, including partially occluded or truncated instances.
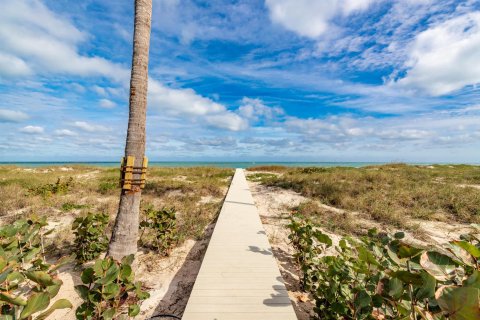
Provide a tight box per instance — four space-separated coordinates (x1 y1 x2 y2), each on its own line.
0 165 234 255
249 164 480 227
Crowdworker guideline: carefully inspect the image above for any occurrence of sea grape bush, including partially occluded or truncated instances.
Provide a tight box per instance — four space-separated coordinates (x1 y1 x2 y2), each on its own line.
75 255 150 320
0 217 73 319
28 177 74 198
288 217 480 320
139 205 177 256
72 213 109 263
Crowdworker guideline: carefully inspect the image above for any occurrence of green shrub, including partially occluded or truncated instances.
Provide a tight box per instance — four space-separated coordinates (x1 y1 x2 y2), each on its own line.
288 218 480 319
98 181 118 195
75 255 150 319
139 205 177 256
28 177 73 198
61 202 89 212
299 167 328 174
0 217 73 319
72 213 109 263
246 173 277 182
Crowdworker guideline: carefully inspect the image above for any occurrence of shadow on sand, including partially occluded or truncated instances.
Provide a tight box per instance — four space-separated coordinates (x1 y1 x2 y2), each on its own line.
271 247 314 319
149 220 216 319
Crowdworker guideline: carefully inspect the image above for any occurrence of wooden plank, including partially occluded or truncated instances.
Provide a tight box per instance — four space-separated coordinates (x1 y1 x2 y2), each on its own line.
182 169 297 320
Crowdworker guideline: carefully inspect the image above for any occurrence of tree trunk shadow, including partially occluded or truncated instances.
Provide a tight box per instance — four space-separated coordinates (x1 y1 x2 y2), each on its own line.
150 219 216 319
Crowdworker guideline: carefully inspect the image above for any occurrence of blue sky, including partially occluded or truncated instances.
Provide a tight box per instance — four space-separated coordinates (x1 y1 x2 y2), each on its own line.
1 0 480 162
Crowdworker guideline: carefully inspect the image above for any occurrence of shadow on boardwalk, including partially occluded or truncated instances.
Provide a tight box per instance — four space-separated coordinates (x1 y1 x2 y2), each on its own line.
150 222 215 319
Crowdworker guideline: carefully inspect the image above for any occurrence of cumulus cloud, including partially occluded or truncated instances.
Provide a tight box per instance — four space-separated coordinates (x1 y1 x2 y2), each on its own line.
54 129 77 137
72 121 109 133
0 109 29 122
265 0 377 38
394 12 480 96
282 106 480 150
148 80 248 131
20 125 44 134
237 97 284 122
0 0 255 134
99 99 117 109
0 0 128 81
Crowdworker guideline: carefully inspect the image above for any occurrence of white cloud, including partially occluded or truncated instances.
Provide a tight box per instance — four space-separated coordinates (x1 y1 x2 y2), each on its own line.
99 99 117 109
20 125 44 134
148 80 248 131
54 129 77 137
92 86 107 96
0 109 29 122
72 121 109 133
0 0 128 81
395 12 480 96
237 97 284 122
265 0 377 38
0 0 252 134
0 53 32 77
149 80 225 116
205 113 248 131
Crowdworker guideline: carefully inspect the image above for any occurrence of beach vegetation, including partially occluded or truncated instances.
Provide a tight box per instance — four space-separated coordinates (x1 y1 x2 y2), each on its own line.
251 164 480 226
75 255 149 320
139 205 178 256
288 216 480 319
0 217 73 319
28 177 74 199
61 202 89 212
72 213 110 263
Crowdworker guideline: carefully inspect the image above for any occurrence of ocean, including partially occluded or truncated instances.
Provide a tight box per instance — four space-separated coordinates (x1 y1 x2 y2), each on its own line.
0 161 424 169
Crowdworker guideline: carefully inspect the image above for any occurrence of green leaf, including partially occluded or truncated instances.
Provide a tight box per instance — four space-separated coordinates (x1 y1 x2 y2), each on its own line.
358 246 380 266
388 277 404 299
420 251 456 281
394 232 405 239
354 290 372 309
45 279 63 298
120 264 133 282
0 267 13 284
6 271 25 283
122 254 135 266
93 260 103 275
0 292 27 306
102 283 120 300
34 299 72 320
446 242 475 266
128 304 140 317
416 271 436 300
464 270 480 289
314 231 332 247
20 293 50 319
74 285 89 300
49 255 75 272
436 286 480 320
0 256 6 270
371 294 383 308
80 267 95 284
451 241 480 258
25 271 55 286
392 271 423 285
96 262 119 285
397 244 424 259
102 308 116 320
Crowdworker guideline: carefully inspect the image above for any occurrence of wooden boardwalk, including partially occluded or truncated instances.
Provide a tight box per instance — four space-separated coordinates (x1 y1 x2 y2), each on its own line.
182 169 297 320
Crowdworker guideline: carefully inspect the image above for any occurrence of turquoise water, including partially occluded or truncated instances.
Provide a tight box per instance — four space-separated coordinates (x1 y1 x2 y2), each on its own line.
0 161 391 169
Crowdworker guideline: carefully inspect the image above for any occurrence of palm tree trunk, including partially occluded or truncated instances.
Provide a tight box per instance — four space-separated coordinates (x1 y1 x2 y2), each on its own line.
108 0 152 260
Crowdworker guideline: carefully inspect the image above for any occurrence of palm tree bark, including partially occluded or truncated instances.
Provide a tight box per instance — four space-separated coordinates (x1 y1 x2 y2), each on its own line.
108 0 152 260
